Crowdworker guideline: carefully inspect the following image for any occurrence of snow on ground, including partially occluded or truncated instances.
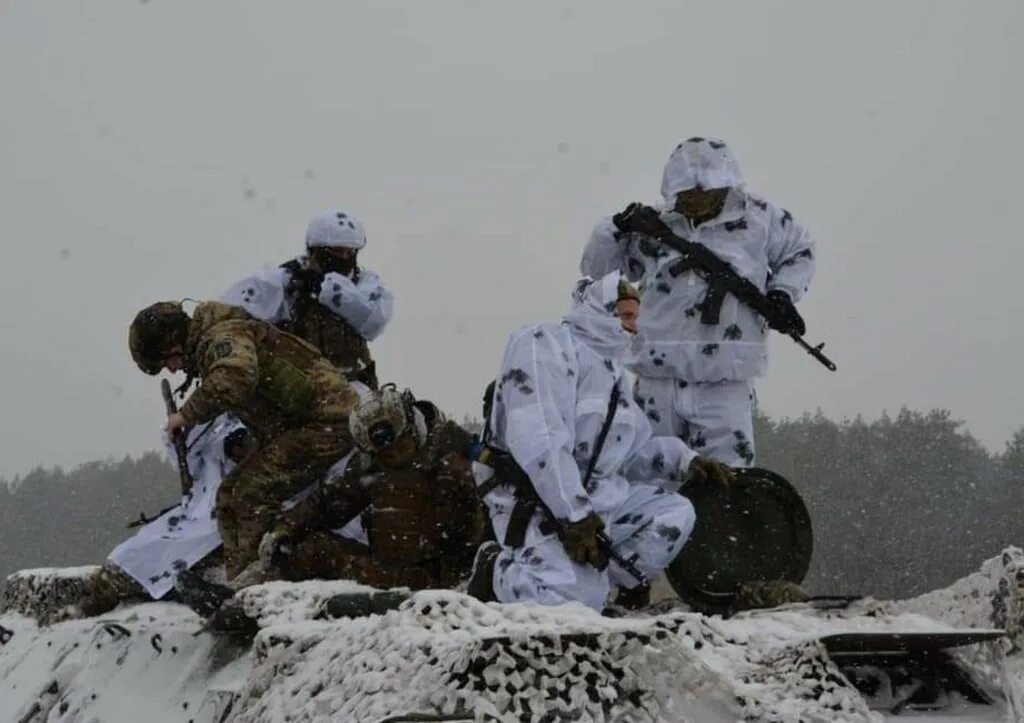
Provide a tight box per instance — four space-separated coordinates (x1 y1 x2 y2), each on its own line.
2 549 1023 722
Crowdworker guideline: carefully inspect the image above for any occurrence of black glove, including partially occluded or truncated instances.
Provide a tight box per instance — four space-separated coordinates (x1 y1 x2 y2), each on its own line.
687 456 734 487
223 428 255 464
258 528 292 570
563 513 609 570
612 202 664 238
766 290 806 336
288 265 325 298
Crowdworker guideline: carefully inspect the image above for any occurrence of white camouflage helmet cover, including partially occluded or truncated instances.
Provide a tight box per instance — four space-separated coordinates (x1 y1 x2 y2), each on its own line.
661 137 744 201
348 385 426 452
305 210 367 250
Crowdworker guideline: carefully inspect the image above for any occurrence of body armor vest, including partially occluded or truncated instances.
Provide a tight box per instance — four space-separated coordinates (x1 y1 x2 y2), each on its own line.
280 260 378 388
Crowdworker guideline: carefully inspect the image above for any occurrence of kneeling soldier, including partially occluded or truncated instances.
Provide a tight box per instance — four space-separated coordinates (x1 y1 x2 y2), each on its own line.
263 385 491 590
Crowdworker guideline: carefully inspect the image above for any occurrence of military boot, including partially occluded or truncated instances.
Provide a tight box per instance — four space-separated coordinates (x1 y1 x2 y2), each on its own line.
204 598 259 638
466 542 500 603
174 569 235 618
614 583 651 611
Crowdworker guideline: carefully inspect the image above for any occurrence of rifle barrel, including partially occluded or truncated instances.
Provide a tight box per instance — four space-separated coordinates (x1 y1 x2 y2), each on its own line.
791 334 837 371
160 379 193 495
597 534 650 588
636 209 837 373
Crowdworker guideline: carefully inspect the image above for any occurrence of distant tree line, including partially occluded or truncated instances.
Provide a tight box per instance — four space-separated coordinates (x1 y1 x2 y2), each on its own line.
755 408 1024 598
0 453 179 596
1 408 1021 600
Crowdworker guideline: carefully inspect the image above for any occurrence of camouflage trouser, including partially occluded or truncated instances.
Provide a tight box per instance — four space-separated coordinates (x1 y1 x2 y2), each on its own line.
281 531 437 589
633 377 756 466
217 422 352 579
81 562 146 617
490 484 694 611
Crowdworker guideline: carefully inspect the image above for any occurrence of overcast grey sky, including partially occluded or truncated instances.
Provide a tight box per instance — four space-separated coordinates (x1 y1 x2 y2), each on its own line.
1 1 1022 478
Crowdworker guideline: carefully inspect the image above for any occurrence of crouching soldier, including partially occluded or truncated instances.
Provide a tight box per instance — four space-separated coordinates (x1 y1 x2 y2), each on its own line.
467 273 732 611
260 385 491 590
128 300 360 586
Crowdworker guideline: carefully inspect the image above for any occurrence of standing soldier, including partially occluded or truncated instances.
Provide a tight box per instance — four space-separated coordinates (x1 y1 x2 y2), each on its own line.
582 138 816 466
224 209 394 387
127 300 359 584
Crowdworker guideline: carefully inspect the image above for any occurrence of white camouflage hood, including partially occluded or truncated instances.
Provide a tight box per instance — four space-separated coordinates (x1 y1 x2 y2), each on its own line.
564 272 630 359
660 137 744 200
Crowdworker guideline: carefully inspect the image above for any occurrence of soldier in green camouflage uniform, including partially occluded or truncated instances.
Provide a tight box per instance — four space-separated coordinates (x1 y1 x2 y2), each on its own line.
128 300 359 581
261 386 491 590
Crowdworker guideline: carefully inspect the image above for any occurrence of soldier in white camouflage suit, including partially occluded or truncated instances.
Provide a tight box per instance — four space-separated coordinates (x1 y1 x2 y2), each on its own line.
223 209 394 388
581 138 816 466
468 273 731 611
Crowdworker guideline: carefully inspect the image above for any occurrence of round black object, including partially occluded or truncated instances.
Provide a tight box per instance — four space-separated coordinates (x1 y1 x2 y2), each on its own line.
368 421 398 449
666 467 813 614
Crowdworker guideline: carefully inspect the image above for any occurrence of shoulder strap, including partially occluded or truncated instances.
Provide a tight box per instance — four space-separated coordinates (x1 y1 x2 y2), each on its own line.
480 380 497 445
581 380 622 490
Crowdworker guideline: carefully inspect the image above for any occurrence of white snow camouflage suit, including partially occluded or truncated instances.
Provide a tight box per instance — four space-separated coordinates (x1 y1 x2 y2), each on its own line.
103 414 246 602
222 259 393 341
581 137 816 465
476 272 698 611
222 256 394 376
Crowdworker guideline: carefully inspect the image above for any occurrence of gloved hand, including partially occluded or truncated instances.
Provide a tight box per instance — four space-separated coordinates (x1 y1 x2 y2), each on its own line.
733 580 809 611
766 290 806 336
687 456 734 487
612 202 664 238
257 528 291 570
563 513 609 570
223 427 255 464
288 265 325 298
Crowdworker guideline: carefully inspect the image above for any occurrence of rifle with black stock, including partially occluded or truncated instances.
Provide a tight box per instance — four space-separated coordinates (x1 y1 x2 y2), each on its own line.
474 445 651 589
161 378 193 495
470 381 650 589
613 203 837 372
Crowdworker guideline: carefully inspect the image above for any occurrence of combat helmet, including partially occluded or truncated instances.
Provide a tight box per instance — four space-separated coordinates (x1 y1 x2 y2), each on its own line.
349 384 426 453
128 302 190 375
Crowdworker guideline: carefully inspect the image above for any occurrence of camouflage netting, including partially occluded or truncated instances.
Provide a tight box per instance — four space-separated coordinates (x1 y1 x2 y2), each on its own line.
1 566 99 625
222 587 913 721
3 549 1024 722
894 545 1024 644
889 545 1024 717
230 592 727 722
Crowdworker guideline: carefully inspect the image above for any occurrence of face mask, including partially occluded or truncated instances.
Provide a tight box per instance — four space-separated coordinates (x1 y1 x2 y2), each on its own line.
310 247 358 276
375 432 419 468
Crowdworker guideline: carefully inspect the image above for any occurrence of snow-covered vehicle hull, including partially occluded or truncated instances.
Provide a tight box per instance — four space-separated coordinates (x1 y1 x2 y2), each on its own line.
3 548 1024 722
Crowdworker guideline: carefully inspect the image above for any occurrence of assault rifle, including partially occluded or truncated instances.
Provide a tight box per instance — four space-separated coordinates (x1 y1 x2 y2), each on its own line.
471 381 650 589
161 378 193 495
614 203 837 371
470 442 650 589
